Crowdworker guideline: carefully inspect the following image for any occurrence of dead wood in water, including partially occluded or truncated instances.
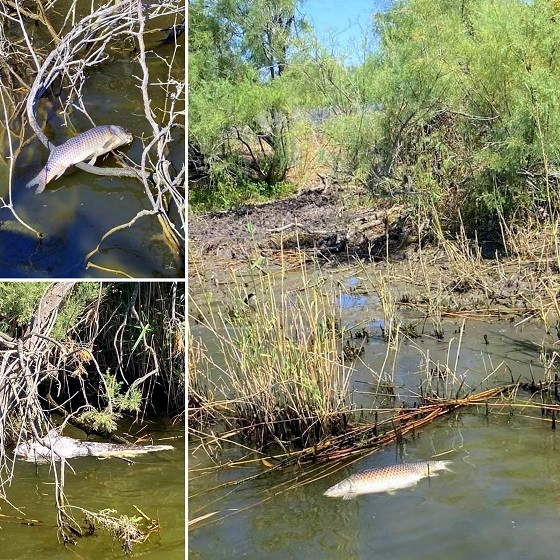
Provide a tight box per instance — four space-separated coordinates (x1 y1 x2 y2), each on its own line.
0 0 185 271
290 385 516 465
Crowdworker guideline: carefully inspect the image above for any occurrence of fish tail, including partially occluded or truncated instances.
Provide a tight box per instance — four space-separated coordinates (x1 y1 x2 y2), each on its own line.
25 170 47 194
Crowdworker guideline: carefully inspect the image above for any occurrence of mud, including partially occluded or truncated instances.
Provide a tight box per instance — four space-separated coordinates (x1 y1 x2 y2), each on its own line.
188 183 419 269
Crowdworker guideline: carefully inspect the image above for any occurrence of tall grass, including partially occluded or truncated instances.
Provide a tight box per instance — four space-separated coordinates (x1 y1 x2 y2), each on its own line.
189 250 355 449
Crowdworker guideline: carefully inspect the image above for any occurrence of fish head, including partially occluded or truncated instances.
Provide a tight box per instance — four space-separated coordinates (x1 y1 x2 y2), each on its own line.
14 441 52 462
324 479 353 499
109 125 134 145
13 442 31 460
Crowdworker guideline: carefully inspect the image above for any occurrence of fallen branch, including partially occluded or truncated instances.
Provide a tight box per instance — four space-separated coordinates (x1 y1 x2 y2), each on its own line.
289 384 516 465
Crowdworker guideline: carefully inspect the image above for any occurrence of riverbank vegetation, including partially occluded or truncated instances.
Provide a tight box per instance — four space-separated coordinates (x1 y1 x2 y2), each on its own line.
189 0 560 532
189 0 560 241
0 281 184 552
188 235 560 445
188 232 560 528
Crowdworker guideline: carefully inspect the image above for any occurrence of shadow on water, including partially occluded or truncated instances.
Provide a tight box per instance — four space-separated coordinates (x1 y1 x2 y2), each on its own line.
3 174 179 278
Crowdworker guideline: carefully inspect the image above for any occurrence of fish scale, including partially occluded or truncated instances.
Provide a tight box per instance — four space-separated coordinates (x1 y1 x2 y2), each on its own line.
324 460 452 500
25 124 133 194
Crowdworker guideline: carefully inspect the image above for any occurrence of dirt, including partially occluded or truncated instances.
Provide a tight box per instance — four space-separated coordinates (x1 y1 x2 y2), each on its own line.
188 182 418 272
188 180 560 330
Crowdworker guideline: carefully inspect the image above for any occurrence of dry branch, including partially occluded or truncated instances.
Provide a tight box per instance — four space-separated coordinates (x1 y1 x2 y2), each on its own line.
0 282 76 494
288 384 516 465
1 0 184 264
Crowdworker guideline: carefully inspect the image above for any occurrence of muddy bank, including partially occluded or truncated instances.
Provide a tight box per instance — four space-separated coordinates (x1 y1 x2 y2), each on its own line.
189 182 560 329
188 183 420 264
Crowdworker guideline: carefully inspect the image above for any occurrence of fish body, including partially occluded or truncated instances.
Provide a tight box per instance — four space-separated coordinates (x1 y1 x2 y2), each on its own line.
324 460 452 500
26 124 133 193
14 429 173 462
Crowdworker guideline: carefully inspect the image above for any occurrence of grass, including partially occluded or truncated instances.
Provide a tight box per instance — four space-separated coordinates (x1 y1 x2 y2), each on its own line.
188 219 560 530
188 206 560 464
188 244 355 450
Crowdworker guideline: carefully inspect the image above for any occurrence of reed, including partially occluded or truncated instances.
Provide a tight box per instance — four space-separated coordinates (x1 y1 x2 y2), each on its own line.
189 244 355 450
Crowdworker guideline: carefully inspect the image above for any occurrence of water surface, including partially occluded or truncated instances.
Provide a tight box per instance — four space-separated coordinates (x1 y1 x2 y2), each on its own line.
189 272 560 559
2 422 185 559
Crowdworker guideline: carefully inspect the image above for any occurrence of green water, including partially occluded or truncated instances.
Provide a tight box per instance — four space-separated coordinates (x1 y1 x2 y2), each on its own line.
2 422 185 559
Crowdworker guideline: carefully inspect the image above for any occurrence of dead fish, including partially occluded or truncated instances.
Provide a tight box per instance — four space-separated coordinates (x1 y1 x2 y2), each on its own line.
324 460 452 500
26 124 133 194
14 429 174 462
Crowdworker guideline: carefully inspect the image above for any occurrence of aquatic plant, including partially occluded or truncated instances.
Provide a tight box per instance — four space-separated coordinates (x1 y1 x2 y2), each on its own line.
189 246 355 450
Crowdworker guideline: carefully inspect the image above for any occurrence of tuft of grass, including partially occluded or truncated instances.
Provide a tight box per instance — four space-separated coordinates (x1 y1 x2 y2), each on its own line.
189 242 354 450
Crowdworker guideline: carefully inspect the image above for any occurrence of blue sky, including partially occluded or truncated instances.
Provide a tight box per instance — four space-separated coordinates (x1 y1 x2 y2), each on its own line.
299 1 390 61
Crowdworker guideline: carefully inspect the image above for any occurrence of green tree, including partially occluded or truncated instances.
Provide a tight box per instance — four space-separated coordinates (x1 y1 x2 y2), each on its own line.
363 0 560 229
189 0 308 209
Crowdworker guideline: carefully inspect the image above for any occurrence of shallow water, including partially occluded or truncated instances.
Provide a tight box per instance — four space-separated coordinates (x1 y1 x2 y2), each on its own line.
189 270 560 559
189 413 560 560
2 422 185 559
0 4 184 278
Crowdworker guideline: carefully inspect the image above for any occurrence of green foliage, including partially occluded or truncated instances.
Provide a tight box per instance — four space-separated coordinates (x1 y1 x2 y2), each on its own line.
0 283 49 334
77 409 119 434
190 0 560 232
103 370 143 413
189 0 307 209
0 283 103 340
77 371 142 433
367 0 560 228
51 283 102 341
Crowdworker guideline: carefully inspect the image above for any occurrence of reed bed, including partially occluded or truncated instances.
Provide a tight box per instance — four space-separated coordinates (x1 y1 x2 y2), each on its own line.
189 250 356 450
188 213 560 506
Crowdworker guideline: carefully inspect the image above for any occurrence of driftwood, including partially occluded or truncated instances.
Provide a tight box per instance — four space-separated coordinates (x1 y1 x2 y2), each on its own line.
24 3 142 182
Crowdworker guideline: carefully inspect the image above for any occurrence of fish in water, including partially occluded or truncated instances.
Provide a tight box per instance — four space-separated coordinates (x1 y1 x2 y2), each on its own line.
324 460 452 500
14 429 174 462
26 124 133 194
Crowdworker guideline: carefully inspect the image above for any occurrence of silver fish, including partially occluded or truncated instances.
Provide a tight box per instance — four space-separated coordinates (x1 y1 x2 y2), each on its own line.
14 429 174 462
26 124 133 194
324 460 452 500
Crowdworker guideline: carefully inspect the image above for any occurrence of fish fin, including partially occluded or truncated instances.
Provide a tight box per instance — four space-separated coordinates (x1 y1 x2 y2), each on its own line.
25 176 39 189
87 156 97 166
342 493 355 500
48 163 68 182
101 138 115 150
26 171 47 193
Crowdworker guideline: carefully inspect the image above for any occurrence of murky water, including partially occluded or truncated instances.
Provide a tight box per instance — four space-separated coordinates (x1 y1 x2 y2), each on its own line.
189 272 560 559
2 422 185 559
190 414 560 560
0 4 184 278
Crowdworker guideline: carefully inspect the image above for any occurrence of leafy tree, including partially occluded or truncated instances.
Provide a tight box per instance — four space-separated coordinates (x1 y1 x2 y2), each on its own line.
189 0 309 209
368 0 560 228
